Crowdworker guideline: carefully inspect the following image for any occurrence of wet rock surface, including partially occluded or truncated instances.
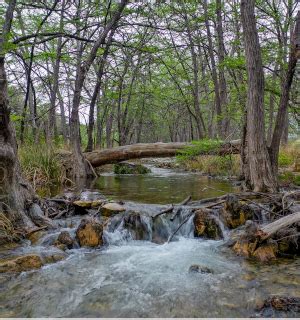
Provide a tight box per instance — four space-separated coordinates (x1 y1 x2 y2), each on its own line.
100 202 126 217
76 218 103 248
54 231 75 250
0 254 43 273
221 195 255 229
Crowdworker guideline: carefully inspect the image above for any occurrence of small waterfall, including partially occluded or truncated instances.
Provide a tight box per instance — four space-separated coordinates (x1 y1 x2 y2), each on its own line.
103 216 133 245
103 206 196 245
211 214 229 240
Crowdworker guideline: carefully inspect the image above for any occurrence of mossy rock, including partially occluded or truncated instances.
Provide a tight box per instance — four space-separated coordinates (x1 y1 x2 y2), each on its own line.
114 162 151 174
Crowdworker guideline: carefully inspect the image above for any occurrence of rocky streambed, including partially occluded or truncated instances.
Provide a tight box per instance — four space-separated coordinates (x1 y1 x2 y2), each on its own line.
1 165 300 317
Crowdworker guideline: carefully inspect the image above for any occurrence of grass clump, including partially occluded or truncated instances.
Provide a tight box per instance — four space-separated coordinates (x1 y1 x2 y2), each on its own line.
19 144 63 190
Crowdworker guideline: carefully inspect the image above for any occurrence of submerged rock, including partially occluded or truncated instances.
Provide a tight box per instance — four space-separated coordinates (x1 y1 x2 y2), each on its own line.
188 264 214 274
193 209 222 239
76 218 103 247
114 162 151 174
100 202 125 217
0 254 43 273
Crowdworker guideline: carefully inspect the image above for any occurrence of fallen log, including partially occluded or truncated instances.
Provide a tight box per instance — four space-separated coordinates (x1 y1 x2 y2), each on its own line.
260 211 300 241
83 140 240 167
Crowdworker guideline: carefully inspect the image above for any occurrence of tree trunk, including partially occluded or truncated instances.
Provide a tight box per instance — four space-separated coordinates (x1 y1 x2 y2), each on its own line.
241 0 277 192
216 0 229 137
86 28 116 152
70 0 128 180
203 0 223 138
0 0 54 235
49 0 66 141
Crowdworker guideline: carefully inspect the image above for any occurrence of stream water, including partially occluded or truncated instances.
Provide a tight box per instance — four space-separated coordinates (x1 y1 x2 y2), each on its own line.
1 163 300 317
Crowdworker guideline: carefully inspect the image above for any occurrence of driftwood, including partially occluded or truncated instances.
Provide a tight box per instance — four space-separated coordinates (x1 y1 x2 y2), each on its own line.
152 205 174 219
260 211 300 241
58 140 241 167
153 195 192 220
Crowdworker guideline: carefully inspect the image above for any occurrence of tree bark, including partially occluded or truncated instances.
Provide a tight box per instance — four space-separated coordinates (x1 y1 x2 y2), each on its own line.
86 28 116 152
203 0 223 138
241 0 277 192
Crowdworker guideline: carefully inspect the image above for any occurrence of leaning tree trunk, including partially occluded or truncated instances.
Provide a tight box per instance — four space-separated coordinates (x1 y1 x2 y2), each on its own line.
70 0 128 180
241 0 277 192
269 11 299 174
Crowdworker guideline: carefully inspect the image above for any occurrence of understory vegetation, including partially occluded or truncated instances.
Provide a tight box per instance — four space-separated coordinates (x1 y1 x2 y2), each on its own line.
177 139 300 184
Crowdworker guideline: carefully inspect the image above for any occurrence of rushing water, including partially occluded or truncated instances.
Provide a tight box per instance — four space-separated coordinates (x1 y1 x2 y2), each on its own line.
1 162 300 317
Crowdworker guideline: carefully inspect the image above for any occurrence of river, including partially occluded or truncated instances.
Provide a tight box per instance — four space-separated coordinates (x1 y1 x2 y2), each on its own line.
0 163 300 317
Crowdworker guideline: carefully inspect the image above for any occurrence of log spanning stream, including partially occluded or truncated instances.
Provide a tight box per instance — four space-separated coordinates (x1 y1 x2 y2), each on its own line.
1 162 300 317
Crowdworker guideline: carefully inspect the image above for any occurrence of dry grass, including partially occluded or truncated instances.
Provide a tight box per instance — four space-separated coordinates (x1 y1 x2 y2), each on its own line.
180 154 241 177
0 212 18 245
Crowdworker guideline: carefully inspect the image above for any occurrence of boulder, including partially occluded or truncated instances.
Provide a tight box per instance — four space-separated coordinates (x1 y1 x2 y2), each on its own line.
188 264 214 274
193 209 222 239
76 219 103 247
114 162 151 174
100 202 125 217
54 231 74 250
221 195 254 229
0 254 43 273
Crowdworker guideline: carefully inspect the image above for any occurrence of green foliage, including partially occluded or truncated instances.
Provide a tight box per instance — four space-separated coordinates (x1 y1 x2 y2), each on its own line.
177 139 222 162
278 151 294 167
279 172 300 186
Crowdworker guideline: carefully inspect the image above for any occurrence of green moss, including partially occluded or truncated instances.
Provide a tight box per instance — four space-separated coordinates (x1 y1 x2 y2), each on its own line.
177 139 222 162
114 163 151 174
